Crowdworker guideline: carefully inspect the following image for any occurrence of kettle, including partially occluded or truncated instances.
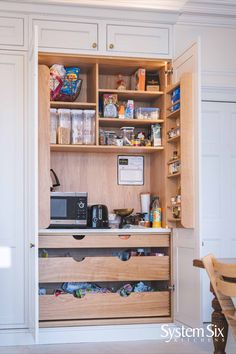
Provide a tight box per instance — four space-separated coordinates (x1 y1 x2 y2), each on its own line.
90 204 109 228
50 169 60 191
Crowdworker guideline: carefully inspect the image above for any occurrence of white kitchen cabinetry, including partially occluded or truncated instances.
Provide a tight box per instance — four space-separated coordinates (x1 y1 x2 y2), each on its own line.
0 14 27 50
34 20 98 52
0 52 26 328
32 18 172 58
107 24 171 57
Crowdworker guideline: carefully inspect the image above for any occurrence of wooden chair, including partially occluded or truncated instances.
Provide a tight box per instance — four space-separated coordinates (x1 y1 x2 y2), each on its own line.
202 254 236 341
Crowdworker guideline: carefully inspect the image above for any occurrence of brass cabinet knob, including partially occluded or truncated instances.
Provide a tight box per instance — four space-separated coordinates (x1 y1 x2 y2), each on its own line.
109 43 114 49
92 42 97 48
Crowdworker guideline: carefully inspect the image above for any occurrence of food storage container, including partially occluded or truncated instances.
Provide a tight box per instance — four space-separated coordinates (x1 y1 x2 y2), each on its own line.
83 110 96 145
106 131 117 145
57 109 71 144
120 127 135 146
50 108 58 144
135 107 160 120
71 109 83 144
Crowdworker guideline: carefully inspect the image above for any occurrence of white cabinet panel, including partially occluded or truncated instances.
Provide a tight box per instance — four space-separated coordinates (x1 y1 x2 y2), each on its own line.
107 24 170 57
0 16 24 48
201 101 236 321
0 53 25 328
34 20 98 51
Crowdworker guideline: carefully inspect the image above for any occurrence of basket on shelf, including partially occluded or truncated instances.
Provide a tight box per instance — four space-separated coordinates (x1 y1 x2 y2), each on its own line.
50 77 83 102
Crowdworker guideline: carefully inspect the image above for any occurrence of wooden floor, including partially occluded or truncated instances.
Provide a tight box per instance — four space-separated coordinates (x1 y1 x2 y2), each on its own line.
0 336 235 354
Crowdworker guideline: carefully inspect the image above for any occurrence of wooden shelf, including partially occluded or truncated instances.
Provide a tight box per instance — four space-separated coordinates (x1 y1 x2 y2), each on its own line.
168 218 181 222
99 118 164 127
98 89 164 101
166 82 180 94
167 100 180 111
167 159 180 165
167 172 181 178
167 135 180 143
50 144 164 154
167 203 181 209
166 109 180 119
50 101 97 109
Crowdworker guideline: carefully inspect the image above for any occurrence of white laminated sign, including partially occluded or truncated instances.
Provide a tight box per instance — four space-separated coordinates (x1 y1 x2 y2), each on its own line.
117 156 144 185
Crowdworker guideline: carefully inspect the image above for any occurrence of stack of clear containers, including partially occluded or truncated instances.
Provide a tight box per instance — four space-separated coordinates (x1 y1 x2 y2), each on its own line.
51 109 96 145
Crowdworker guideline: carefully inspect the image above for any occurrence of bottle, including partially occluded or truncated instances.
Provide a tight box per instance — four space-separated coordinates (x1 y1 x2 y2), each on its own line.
149 195 157 224
152 196 162 228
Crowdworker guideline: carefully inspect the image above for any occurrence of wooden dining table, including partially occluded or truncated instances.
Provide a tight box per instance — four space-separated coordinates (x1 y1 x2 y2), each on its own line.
193 258 236 354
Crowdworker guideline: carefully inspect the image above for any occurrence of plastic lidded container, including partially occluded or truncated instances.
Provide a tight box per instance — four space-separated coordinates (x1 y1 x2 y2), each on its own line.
50 108 58 144
58 109 71 128
135 107 160 120
57 109 71 144
71 109 83 144
83 110 96 145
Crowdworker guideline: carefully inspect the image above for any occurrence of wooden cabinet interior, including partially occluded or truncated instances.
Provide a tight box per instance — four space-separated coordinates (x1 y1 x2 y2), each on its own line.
165 73 195 228
38 52 194 228
38 65 51 229
38 231 172 327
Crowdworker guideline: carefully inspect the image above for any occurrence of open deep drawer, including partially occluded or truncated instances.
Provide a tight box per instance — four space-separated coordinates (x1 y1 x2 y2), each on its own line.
39 255 170 282
39 291 170 321
39 233 170 248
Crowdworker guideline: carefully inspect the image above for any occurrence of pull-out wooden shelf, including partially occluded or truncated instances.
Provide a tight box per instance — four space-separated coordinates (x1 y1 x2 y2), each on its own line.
39 256 169 282
39 292 170 321
39 233 170 248
50 144 164 153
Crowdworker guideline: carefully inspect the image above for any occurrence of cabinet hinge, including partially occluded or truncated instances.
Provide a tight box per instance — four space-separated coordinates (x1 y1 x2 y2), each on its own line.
168 284 175 292
165 68 173 75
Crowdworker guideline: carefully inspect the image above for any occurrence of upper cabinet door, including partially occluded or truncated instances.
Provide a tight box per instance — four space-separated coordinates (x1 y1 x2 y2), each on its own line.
0 14 27 50
107 24 171 58
34 20 98 52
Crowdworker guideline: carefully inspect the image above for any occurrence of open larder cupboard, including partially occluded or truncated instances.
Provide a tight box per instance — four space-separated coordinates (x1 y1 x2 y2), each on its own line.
38 53 195 328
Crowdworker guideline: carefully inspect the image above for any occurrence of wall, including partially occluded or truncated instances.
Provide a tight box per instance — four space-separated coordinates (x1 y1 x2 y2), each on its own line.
174 23 236 87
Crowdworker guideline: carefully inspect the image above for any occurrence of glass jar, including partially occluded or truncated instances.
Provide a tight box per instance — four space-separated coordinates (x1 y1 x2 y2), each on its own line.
106 131 117 145
120 127 135 146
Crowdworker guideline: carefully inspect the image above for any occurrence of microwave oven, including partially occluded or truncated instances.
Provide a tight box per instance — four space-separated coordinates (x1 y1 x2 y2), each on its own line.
50 192 87 228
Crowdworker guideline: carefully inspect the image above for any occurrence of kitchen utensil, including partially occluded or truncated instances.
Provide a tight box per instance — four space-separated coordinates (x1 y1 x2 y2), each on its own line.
50 169 60 191
113 208 134 228
140 193 150 213
113 208 134 217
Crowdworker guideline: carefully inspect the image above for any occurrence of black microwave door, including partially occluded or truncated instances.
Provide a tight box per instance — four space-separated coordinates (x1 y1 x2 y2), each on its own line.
50 196 76 220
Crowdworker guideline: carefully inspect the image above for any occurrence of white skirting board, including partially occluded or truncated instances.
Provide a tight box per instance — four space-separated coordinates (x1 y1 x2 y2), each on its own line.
0 324 176 346
38 323 176 345
0 329 35 346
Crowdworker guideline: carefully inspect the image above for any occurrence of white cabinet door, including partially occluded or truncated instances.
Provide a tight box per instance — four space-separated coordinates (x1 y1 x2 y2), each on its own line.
0 52 25 328
107 24 171 58
0 15 26 50
201 101 236 322
34 19 98 52
173 41 202 328
27 25 39 341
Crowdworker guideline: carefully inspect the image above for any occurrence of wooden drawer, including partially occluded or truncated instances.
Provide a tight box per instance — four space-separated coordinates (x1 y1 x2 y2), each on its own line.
106 24 170 57
0 16 24 47
39 256 169 282
39 233 170 248
34 19 98 51
39 292 170 321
